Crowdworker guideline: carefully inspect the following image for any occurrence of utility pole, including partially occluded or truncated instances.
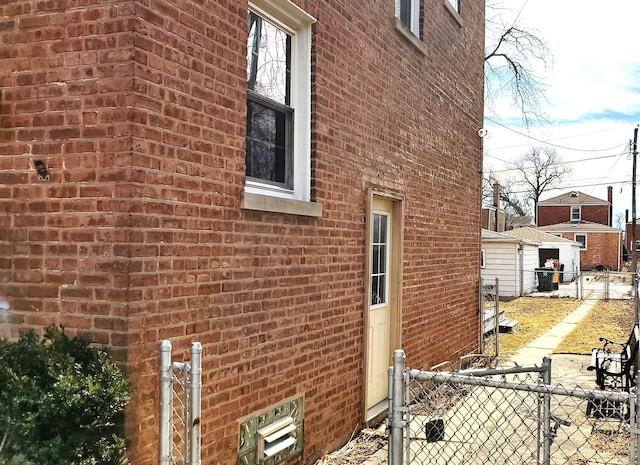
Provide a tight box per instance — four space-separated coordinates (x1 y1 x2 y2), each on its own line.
632 125 638 323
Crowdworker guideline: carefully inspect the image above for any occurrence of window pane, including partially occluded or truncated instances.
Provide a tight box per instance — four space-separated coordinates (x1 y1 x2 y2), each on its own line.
371 213 388 306
247 12 290 105
400 0 411 28
373 245 380 274
246 100 288 184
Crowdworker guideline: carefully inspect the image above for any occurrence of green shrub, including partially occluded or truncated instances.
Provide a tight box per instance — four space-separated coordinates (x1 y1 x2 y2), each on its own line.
0 326 130 465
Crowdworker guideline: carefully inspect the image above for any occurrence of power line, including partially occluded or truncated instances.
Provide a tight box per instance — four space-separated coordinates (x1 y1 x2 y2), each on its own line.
485 117 629 152
486 150 629 174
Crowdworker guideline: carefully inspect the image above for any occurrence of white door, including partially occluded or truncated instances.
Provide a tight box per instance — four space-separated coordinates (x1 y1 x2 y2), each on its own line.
366 197 394 415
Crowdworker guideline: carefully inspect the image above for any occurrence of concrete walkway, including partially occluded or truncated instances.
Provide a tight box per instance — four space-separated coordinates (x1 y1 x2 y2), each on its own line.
505 299 598 367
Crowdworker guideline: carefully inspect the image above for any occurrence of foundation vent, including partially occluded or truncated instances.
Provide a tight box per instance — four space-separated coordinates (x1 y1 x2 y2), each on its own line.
238 395 304 465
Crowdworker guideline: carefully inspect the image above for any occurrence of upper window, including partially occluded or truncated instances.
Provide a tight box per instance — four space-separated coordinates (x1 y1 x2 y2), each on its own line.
245 0 315 203
575 234 586 250
247 12 292 187
570 206 581 222
446 0 459 12
396 0 420 36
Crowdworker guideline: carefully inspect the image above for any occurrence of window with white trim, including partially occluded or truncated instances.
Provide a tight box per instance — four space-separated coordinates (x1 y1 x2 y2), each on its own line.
575 233 586 250
245 0 315 203
396 0 420 36
570 205 581 222
446 0 459 12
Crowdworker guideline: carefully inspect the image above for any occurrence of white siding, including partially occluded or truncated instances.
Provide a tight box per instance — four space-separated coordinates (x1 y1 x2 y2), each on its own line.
520 244 538 294
538 241 581 282
481 242 520 297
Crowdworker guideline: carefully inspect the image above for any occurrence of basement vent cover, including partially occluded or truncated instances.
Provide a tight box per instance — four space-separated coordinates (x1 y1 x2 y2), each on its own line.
238 395 304 465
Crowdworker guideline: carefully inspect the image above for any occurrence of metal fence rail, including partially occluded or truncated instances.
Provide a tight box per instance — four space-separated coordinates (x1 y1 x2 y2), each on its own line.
159 340 202 465
388 349 639 465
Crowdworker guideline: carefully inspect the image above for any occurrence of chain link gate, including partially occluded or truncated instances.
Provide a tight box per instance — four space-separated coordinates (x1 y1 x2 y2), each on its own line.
159 340 202 465
388 349 640 465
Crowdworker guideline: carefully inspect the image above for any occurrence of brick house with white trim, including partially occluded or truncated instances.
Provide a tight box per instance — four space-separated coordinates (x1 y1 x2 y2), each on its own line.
0 0 485 463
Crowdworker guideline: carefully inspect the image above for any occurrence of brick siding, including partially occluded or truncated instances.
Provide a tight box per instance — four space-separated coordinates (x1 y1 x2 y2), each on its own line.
0 0 485 463
538 204 610 227
559 232 621 270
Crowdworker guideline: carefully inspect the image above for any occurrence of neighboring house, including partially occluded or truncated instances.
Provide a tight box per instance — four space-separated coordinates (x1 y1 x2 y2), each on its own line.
537 188 621 271
537 188 613 227
481 229 539 297
503 227 581 282
0 1 485 464
538 222 623 271
481 206 505 232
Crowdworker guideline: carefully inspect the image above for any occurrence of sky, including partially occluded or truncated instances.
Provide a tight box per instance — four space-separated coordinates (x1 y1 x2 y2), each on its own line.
482 0 640 228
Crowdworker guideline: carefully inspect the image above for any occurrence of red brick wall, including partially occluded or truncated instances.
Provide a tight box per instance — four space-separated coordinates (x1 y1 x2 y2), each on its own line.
559 232 621 270
0 0 485 463
538 205 610 226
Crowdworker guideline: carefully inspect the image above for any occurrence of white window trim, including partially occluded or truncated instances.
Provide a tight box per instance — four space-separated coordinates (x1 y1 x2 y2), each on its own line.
395 0 420 37
575 233 587 250
444 0 463 26
243 0 321 216
570 205 581 222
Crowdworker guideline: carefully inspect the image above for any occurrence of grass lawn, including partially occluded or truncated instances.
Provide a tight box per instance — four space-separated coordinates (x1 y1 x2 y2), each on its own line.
492 298 635 357
494 298 582 356
554 300 635 354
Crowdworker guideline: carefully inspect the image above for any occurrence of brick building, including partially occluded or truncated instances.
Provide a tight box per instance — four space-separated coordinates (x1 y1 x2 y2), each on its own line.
537 189 612 227
0 0 485 463
537 188 622 271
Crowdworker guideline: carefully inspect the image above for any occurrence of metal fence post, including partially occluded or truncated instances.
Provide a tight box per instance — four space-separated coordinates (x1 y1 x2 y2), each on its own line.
479 277 484 355
542 357 552 465
494 278 500 358
159 340 173 465
635 371 640 464
578 273 582 300
189 342 202 465
389 349 406 465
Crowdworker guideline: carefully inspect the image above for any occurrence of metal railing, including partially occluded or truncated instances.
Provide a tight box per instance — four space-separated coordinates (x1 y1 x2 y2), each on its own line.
159 340 202 465
388 349 640 465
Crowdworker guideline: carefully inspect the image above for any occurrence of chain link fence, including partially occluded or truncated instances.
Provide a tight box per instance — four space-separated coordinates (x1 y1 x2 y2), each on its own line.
387 350 639 465
159 340 202 465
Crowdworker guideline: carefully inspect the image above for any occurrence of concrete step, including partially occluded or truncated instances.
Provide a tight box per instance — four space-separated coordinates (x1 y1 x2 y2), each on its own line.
499 319 519 333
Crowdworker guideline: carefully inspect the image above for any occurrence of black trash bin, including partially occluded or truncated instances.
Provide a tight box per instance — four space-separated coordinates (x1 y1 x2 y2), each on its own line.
535 267 554 291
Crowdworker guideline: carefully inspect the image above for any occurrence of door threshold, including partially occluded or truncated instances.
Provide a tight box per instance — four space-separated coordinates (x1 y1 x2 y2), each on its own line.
366 400 388 422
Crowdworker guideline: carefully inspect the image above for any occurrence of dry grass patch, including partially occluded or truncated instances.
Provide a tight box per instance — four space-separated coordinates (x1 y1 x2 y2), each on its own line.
494 298 582 356
554 300 634 354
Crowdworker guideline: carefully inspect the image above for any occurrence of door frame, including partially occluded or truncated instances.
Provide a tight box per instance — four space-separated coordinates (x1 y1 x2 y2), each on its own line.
363 188 404 421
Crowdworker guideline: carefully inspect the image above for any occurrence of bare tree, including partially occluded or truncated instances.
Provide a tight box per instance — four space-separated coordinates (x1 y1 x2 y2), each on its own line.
483 168 532 230
513 146 572 223
484 1 552 127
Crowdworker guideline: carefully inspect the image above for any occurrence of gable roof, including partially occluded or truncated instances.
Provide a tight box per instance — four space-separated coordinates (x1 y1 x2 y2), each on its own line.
481 229 520 242
503 227 579 244
538 221 622 233
481 229 539 245
538 191 609 206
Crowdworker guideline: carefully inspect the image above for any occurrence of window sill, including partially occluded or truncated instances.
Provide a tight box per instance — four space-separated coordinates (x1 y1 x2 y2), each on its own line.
394 18 427 56
444 1 463 27
241 192 322 217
